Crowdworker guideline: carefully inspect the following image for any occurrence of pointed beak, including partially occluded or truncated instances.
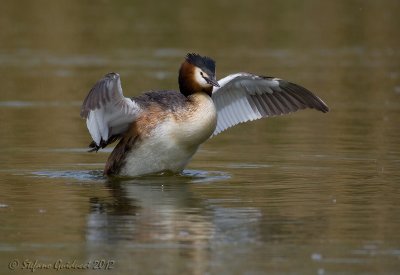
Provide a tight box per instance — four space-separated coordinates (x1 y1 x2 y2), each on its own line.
206 76 220 87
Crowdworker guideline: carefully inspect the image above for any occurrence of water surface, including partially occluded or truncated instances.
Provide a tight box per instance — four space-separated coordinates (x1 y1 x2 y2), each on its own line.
1 0 400 274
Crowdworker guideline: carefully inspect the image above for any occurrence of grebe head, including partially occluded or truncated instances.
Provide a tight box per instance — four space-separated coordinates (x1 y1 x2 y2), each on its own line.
179 53 219 97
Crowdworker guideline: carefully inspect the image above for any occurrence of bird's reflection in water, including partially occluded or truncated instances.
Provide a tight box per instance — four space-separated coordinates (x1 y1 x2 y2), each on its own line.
85 171 262 272
87 173 215 244
85 173 212 274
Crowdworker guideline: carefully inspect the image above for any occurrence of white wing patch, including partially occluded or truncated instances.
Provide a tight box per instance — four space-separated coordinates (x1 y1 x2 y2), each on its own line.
81 73 141 146
211 73 329 136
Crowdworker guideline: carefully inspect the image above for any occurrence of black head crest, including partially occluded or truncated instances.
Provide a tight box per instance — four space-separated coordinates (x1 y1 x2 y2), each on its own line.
185 53 216 74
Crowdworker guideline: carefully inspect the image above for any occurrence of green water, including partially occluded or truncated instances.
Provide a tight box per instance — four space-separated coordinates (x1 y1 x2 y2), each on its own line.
1 0 400 274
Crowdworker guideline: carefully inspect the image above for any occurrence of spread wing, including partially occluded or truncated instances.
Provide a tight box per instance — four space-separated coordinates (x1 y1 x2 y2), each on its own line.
80 73 141 150
211 73 329 136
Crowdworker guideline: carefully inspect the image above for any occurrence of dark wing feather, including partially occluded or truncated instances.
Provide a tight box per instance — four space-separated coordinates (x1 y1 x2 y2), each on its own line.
211 73 329 136
80 73 141 148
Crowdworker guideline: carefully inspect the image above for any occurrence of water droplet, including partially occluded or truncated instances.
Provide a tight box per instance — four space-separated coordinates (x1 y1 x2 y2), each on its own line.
311 253 323 261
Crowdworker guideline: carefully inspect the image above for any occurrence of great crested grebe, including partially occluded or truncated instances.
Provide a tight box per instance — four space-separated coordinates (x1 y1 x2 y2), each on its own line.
81 53 329 177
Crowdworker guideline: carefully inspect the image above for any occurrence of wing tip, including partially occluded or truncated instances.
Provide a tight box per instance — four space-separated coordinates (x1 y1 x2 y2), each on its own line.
314 98 330 113
320 104 330 113
282 81 330 114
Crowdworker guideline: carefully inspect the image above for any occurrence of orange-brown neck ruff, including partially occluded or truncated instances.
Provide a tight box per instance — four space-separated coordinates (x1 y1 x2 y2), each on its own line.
178 62 213 97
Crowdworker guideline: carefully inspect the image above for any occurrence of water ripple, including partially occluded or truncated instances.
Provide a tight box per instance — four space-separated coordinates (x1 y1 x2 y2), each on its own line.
30 169 230 184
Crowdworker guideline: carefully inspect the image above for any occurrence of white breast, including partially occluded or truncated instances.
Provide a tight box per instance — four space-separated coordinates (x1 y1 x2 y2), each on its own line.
120 92 217 177
172 92 217 147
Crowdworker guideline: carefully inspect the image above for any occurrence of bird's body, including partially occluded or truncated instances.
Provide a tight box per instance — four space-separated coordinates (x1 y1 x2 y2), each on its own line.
105 91 216 176
81 53 329 177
